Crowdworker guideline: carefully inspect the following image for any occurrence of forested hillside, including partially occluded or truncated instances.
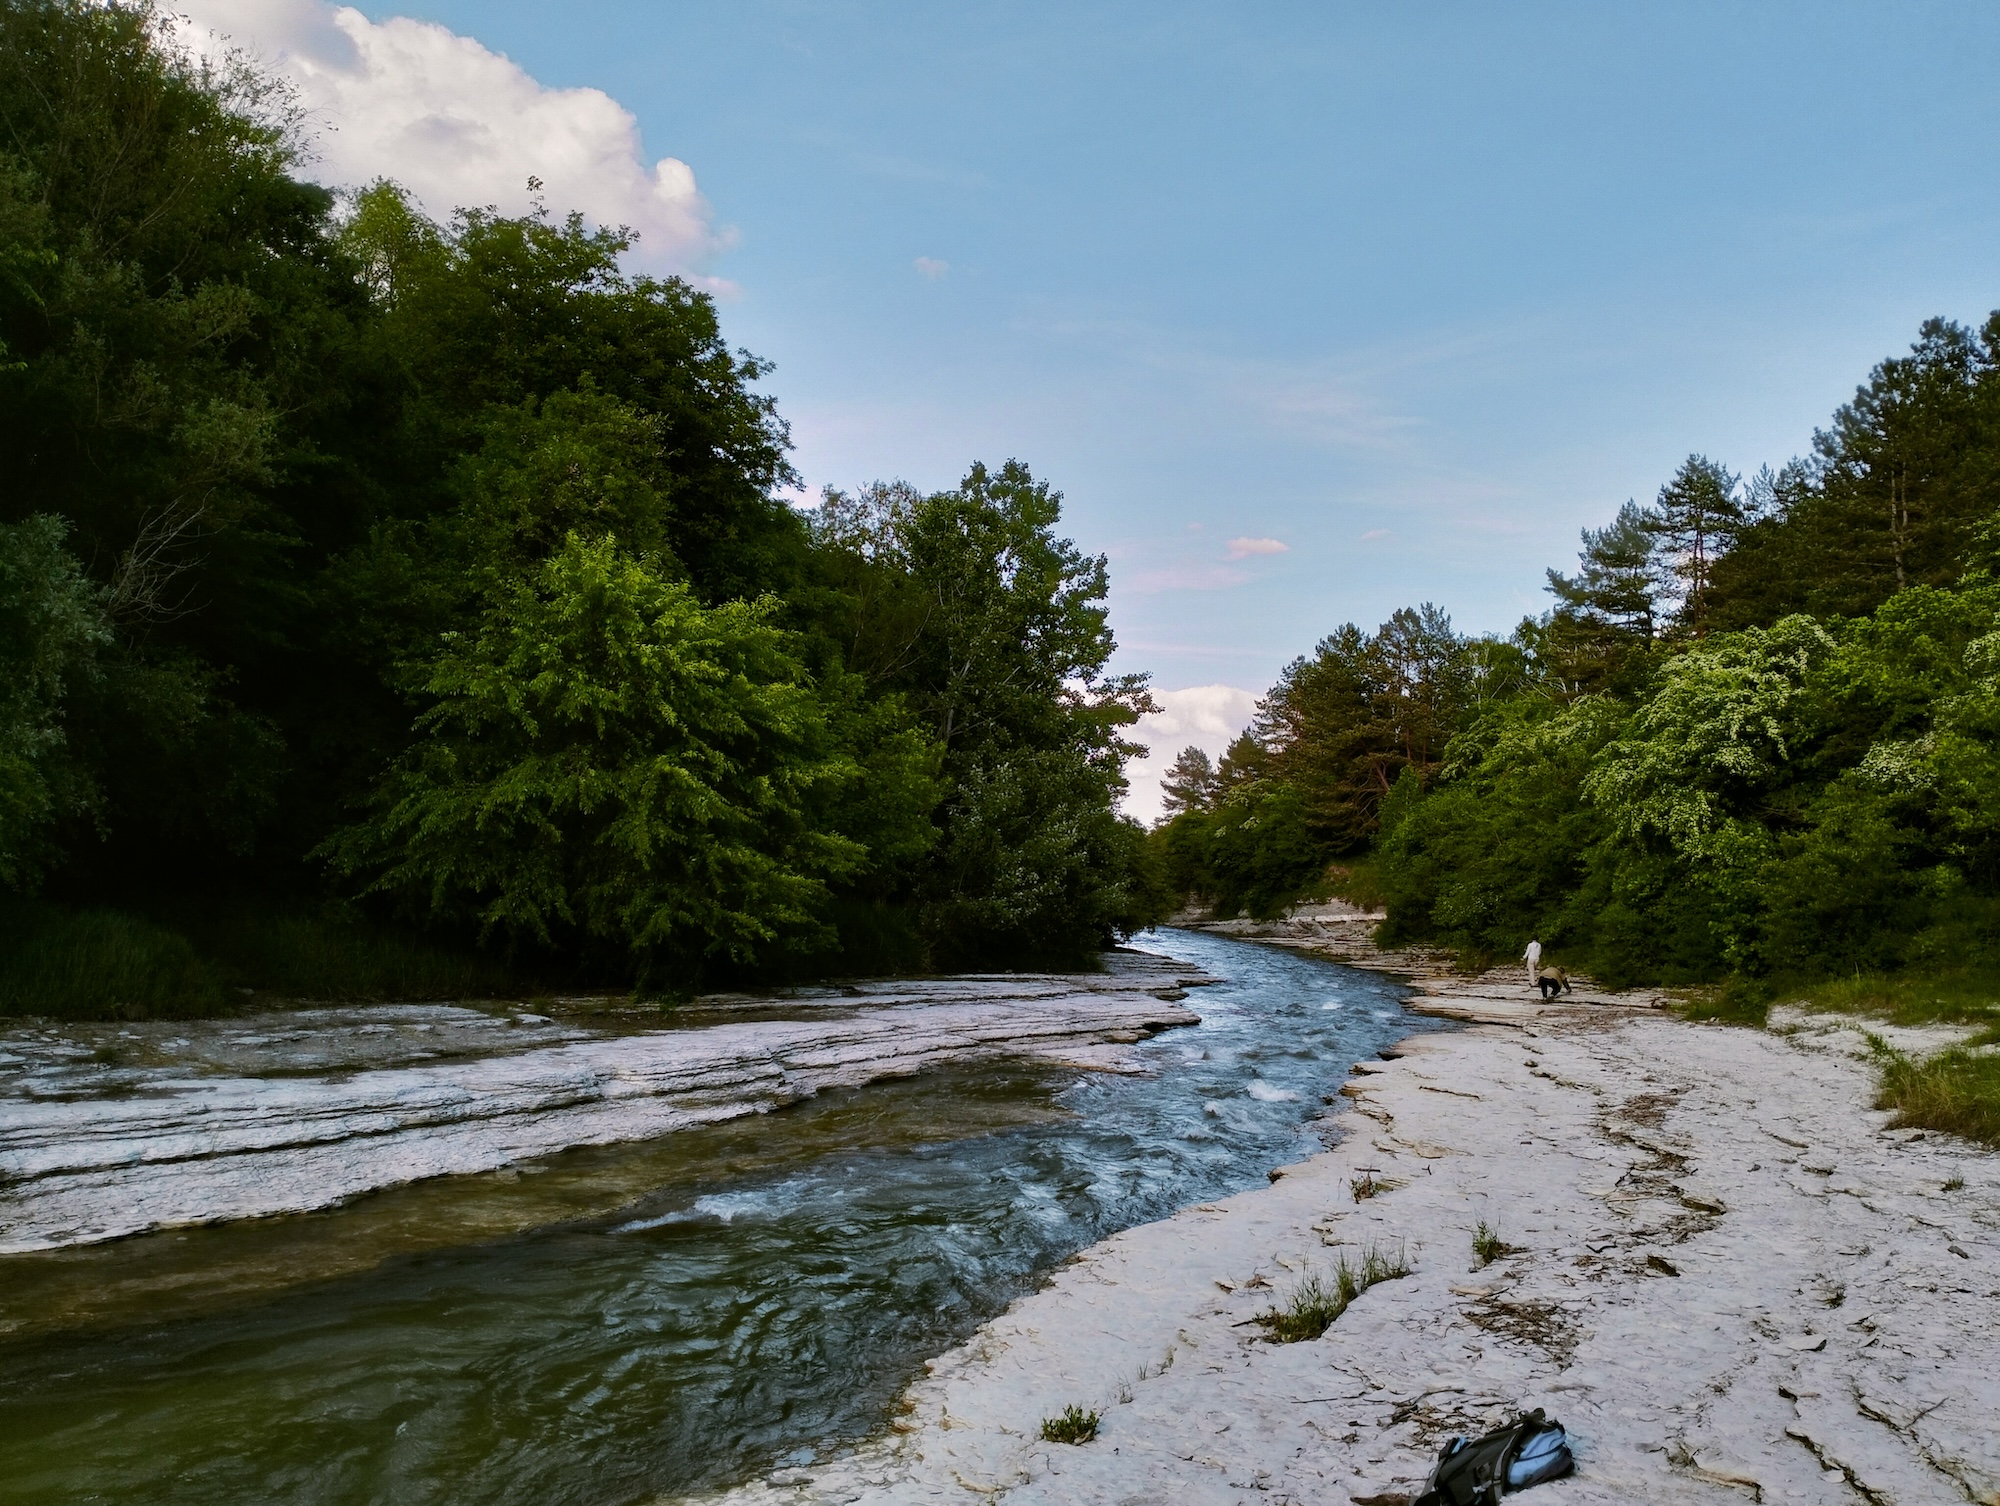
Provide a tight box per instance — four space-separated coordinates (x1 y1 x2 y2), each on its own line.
0 1 1161 1012
1158 318 2000 990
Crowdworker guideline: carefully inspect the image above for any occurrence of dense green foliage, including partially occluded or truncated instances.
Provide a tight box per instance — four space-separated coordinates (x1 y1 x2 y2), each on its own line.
0 1 1157 1008
1156 325 2000 993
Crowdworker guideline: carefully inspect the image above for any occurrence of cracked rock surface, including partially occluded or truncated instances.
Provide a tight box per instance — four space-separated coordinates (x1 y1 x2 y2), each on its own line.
691 981 1997 1505
0 953 1206 1252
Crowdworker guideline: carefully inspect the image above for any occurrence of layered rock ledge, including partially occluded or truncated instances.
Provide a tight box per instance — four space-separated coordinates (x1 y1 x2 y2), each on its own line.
698 932 1998 1506
0 952 1207 1253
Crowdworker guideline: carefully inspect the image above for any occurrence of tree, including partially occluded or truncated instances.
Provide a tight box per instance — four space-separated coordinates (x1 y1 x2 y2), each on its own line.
340 182 806 609
0 5 1177 989
1251 605 1472 851
1649 455 1746 634
1812 318 1995 601
1158 746 1217 819
326 533 929 981
0 515 106 887
1546 500 1666 641
858 461 1158 962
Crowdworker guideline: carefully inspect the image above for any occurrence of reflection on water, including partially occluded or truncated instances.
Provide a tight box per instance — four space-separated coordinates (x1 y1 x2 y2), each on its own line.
0 930 1419 1506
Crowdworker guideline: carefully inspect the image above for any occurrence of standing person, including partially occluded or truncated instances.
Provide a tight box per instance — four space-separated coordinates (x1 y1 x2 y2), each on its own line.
1522 938 1543 989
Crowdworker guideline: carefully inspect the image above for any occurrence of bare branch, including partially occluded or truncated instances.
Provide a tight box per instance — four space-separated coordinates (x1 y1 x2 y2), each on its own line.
107 496 208 623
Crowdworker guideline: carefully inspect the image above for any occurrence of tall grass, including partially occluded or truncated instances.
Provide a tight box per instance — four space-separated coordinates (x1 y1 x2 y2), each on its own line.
0 906 228 1020
0 900 514 1019
1877 1047 2000 1147
181 905 511 1001
1790 969 2000 1030
1472 1221 1515 1268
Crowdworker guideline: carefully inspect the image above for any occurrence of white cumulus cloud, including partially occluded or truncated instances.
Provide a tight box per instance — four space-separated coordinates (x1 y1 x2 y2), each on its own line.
913 256 950 280
1225 536 1288 560
172 1 729 281
1121 683 1263 826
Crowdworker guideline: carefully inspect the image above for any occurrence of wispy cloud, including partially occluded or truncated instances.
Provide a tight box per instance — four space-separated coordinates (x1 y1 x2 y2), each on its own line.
1359 528 1392 541
1225 536 1288 560
1013 302 1425 454
913 256 950 280
1127 565 1253 594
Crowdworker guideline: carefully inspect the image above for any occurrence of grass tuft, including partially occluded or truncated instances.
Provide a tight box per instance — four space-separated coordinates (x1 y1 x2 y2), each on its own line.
1255 1244 1410 1343
1040 1405 1099 1445
1942 1173 1966 1192
1350 1172 1384 1201
1472 1221 1517 1268
1875 1046 2000 1148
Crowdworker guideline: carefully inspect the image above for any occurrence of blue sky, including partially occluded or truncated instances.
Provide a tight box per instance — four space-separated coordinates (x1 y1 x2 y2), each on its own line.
203 1 2000 808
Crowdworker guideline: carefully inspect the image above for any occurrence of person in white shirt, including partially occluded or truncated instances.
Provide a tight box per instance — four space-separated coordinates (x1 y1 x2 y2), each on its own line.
1522 938 1543 988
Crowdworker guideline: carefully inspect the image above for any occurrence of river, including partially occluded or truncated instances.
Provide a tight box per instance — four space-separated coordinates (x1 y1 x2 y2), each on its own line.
0 929 1421 1506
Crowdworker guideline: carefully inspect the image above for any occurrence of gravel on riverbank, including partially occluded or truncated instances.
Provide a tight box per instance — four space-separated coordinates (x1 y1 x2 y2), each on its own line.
696 923 2000 1506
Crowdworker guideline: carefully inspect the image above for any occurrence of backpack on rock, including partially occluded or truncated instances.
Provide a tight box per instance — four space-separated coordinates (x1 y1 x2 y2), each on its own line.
1412 1408 1574 1505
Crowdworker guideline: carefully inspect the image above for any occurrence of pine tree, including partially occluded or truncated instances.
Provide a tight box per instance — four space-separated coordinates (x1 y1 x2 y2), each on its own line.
1650 455 1746 634
1545 500 1666 641
1158 745 1217 819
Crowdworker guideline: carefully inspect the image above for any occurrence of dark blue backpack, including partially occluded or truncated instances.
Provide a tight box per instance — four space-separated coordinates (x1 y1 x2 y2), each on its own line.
1413 1407 1574 1505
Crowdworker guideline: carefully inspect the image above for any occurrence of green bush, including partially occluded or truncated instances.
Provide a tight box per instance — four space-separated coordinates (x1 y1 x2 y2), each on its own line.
1158 782 1326 920
0 900 518 1017
1681 974 1772 1027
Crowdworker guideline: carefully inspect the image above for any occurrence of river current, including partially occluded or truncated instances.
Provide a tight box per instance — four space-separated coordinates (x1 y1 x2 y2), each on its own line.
0 929 1420 1506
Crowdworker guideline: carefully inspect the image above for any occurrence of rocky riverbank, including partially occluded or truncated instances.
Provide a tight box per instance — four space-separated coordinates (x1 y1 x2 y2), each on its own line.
696 921 1999 1506
0 952 1209 1252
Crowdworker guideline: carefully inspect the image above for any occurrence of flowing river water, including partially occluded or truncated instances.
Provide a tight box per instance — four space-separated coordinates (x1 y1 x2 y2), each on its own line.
0 930 1423 1506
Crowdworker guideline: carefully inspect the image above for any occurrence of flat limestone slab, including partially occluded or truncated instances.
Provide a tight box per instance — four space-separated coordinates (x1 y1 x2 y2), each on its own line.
691 1000 1998 1505
0 953 1207 1252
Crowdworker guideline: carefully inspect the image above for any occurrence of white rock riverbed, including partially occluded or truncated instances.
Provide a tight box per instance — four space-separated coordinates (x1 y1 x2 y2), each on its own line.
696 935 1998 1506
0 952 1207 1253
